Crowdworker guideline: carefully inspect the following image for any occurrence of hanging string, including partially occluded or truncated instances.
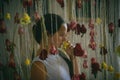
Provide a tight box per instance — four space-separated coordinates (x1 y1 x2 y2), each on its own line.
41 17 48 49
13 25 23 78
82 0 85 74
63 0 66 21
55 1 61 80
84 1 90 79
13 18 23 79
38 0 44 50
43 0 46 14
71 0 75 45
13 1 25 78
82 0 84 24
70 0 75 75
99 0 105 79
55 1 58 49
42 0 49 50
103 0 108 79
93 0 98 62
35 0 37 13
108 2 115 79
99 0 103 59
35 0 50 77
35 0 42 51
113 0 116 51
49 1 54 46
106 0 114 79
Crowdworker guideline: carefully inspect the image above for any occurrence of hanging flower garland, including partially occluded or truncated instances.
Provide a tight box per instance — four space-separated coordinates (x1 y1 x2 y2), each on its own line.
74 23 81 35
108 22 114 36
18 26 24 35
20 12 31 25
5 39 16 69
101 61 114 73
88 20 97 50
83 60 88 69
72 72 86 80
5 39 15 53
99 45 108 55
5 12 11 20
101 61 108 70
96 17 102 25
107 66 114 72
8 53 16 69
74 43 85 57
115 45 120 56
91 57 101 78
67 21 87 37
76 0 82 8
80 24 87 37
14 12 20 24
25 58 30 66
68 20 77 31
0 19 7 33
23 0 32 8
69 0 88 79
34 12 40 22
56 0 64 8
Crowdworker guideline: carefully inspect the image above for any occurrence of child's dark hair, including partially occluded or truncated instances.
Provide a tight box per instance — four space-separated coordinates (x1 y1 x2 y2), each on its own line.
33 14 65 44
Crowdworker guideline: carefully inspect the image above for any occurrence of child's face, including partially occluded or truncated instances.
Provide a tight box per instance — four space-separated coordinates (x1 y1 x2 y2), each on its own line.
51 24 68 47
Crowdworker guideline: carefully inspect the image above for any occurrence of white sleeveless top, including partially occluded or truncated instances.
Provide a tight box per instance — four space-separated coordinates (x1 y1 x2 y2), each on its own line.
33 54 71 80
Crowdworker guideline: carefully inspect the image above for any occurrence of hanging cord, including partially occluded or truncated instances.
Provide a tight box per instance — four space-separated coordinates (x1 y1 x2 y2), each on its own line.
13 0 23 69
113 0 116 52
55 1 61 80
43 0 46 14
55 1 58 49
13 1 25 79
49 1 54 44
103 0 108 79
39 0 46 59
91 0 100 80
81 0 85 75
35 0 50 78
63 0 66 21
13 3 22 76
82 0 84 24
99 0 105 79
21 3 30 79
108 0 112 66
94 0 99 63
40 16 48 50
72 0 80 76
77 1 81 75
107 1 115 79
71 0 75 75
